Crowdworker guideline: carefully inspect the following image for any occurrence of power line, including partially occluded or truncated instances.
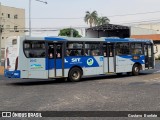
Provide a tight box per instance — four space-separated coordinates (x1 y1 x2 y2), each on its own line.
2 10 160 20
119 19 160 25
108 10 160 17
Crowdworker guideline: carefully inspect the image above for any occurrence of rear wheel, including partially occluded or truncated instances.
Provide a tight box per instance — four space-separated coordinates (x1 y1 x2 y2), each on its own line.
68 67 82 82
132 64 140 76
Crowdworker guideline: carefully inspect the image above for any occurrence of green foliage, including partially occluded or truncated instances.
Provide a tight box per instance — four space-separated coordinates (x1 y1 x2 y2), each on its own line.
84 11 98 28
97 16 110 26
84 10 110 27
58 28 82 37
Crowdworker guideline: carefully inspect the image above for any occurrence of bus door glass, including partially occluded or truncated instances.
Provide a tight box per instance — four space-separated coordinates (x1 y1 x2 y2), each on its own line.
108 44 115 73
48 43 64 78
144 44 154 68
103 43 115 73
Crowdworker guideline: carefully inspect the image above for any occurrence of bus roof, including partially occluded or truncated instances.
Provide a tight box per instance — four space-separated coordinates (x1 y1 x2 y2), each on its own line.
105 37 153 43
24 36 153 43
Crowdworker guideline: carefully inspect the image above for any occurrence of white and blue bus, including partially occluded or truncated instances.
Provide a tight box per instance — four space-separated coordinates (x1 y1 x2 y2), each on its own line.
4 36 156 82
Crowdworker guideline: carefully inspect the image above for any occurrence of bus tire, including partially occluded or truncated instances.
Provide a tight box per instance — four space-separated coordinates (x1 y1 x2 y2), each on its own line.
132 64 140 76
68 67 82 82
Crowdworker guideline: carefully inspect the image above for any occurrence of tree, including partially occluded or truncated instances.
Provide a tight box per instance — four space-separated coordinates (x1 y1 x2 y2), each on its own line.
58 28 82 37
97 16 110 26
84 11 98 28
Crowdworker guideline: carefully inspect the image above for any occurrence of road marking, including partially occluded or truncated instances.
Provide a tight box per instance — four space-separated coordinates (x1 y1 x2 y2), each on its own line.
146 77 160 82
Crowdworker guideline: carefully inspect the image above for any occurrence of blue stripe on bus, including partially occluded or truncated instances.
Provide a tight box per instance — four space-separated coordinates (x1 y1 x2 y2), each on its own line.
45 56 100 70
105 38 152 43
118 55 145 64
44 37 67 41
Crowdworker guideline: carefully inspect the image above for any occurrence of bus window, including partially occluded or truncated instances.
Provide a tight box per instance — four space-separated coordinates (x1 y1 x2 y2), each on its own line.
85 42 101 56
116 43 130 55
56 44 62 58
108 44 114 57
24 42 31 49
131 43 143 55
48 45 54 59
12 39 17 45
103 44 107 57
66 42 84 56
23 41 46 58
103 44 114 57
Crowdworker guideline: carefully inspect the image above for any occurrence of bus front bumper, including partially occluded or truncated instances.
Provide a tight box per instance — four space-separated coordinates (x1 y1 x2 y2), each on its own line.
4 70 21 78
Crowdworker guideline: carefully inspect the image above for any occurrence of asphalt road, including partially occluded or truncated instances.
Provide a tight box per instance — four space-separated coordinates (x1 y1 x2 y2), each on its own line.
0 62 160 119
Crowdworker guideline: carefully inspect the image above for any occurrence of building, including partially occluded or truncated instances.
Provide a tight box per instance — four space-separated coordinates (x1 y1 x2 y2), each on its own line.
85 24 157 38
0 4 25 65
134 23 160 34
85 24 130 38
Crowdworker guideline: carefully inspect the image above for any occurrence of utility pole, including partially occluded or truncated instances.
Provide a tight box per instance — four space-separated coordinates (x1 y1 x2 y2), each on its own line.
29 0 47 36
70 27 73 37
29 0 31 36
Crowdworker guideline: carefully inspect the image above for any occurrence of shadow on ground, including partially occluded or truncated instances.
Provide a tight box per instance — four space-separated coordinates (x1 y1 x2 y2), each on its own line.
4 72 153 86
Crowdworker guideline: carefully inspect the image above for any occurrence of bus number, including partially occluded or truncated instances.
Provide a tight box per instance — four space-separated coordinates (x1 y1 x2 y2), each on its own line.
30 59 37 62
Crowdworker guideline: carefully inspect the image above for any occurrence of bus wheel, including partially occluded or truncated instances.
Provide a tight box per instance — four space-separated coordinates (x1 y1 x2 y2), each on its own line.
68 67 82 82
132 64 140 76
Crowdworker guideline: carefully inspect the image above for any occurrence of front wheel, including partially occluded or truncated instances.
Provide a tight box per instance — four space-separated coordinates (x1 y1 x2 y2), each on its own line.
68 67 82 82
132 64 140 76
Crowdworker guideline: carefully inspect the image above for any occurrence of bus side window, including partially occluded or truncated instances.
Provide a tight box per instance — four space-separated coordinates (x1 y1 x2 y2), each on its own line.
131 43 143 55
104 51 107 56
91 51 96 56
103 44 107 57
85 42 101 56
116 43 129 55
66 42 84 56
24 41 46 58
66 50 70 56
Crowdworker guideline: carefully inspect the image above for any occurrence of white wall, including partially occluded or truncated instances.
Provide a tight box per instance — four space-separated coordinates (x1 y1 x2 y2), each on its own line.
131 27 157 35
155 44 160 58
133 23 160 34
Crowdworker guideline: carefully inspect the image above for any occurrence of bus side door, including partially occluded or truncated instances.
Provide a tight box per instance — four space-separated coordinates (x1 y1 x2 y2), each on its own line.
48 43 64 78
103 43 115 73
144 44 154 69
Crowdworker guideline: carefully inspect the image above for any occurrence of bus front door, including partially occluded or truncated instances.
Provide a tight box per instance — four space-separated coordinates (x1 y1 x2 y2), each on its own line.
48 43 64 78
144 44 154 69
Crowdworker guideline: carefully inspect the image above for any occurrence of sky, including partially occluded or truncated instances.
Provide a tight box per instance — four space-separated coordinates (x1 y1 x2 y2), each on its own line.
1 0 160 36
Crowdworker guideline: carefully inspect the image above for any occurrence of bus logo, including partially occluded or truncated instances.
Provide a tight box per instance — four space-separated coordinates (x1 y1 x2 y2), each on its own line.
71 58 81 63
87 58 94 66
30 64 43 69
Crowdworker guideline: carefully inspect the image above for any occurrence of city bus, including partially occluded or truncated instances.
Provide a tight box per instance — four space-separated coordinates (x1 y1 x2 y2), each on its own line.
4 36 156 82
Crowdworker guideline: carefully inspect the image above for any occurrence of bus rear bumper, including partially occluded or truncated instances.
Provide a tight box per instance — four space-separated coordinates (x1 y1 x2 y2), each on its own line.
4 70 21 78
